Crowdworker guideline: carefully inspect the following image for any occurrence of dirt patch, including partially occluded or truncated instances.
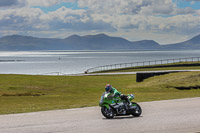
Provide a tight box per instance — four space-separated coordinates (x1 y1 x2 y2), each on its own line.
1 93 45 97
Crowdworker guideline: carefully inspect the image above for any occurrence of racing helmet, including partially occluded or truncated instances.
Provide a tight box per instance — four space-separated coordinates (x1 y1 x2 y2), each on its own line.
105 84 112 92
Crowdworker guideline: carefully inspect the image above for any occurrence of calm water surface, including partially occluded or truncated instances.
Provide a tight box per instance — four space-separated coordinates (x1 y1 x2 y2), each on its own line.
0 50 200 75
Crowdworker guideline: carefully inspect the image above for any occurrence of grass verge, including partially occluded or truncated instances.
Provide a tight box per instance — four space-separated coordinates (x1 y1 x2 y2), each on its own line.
0 72 200 114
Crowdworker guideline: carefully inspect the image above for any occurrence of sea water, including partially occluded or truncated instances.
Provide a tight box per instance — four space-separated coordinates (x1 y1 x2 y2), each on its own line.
0 50 200 75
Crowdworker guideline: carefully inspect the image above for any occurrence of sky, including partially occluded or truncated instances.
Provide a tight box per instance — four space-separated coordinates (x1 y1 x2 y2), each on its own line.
0 0 200 44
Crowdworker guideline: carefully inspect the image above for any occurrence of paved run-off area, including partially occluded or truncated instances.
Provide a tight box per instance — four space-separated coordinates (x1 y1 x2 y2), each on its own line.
0 97 200 133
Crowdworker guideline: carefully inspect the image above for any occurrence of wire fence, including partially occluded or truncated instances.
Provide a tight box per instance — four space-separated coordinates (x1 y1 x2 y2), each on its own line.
85 57 200 73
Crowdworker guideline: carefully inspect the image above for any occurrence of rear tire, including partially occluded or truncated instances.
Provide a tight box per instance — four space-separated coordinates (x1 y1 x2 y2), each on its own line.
131 102 142 117
101 106 114 119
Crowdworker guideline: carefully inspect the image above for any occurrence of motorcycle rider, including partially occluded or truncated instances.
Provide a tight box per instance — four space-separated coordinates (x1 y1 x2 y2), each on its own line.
105 84 131 106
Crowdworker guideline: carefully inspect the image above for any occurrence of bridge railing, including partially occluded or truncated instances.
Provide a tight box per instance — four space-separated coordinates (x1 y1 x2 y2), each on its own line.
85 57 200 73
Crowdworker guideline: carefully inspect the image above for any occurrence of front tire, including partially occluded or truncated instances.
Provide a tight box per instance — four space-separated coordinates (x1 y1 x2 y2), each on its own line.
131 102 142 117
101 106 114 119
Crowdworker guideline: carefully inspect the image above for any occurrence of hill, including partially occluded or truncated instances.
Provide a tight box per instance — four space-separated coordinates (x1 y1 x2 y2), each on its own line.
0 33 200 50
163 34 200 49
0 34 160 50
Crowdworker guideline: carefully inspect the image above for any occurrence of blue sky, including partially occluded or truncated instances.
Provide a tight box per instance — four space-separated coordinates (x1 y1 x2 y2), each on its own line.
0 0 200 44
175 0 200 9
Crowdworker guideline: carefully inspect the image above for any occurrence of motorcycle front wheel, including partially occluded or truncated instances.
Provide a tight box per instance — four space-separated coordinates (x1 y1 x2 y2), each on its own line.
101 106 114 119
131 102 142 117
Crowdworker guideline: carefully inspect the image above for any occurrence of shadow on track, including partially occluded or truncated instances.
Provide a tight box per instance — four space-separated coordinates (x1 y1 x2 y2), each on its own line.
102 115 143 120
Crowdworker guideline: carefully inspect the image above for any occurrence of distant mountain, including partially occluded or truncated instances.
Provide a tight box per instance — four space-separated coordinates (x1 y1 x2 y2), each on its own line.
0 33 200 51
132 40 160 49
0 35 64 50
65 33 136 50
163 34 200 49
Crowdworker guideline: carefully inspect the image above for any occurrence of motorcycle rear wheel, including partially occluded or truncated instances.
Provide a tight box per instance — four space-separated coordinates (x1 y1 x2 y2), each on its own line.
131 102 142 117
101 106 114 119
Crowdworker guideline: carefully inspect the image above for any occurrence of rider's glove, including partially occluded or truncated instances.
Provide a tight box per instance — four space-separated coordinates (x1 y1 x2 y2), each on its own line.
120 94 124 99
120 94 128 100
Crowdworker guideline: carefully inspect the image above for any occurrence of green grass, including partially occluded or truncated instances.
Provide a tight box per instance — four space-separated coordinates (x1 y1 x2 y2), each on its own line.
0 72 200 114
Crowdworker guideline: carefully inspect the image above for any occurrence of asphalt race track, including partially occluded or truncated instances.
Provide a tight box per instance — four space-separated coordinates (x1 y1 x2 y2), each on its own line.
0 97 200 133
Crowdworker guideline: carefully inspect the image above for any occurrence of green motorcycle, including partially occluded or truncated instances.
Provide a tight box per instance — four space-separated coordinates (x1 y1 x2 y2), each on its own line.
99 93 142 119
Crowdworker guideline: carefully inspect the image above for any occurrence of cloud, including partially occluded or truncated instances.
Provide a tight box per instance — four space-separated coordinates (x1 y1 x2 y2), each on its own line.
90 9 200 39
78 0 177 15
46 7 116 31
0 0 19 7
0 0 199 44
0 0 77 8
26 0 75 7
77 0 200 36
175 7 196 14
78 0 143 15
78 0 196 16
0 8 46 31
0 0 25 8
0 6 116 33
